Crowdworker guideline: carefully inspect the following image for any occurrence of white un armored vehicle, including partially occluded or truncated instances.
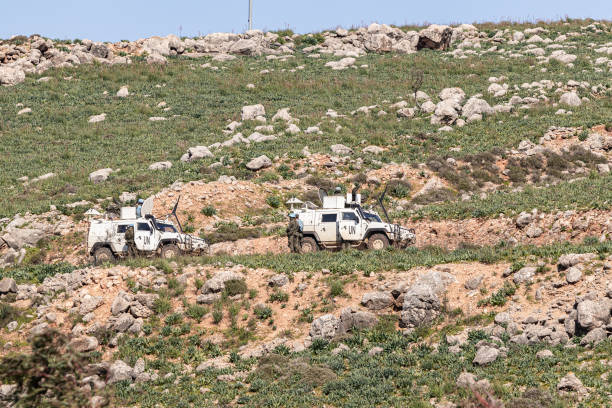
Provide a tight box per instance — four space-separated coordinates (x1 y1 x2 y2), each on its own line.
293 186 416 252
87 198 208 265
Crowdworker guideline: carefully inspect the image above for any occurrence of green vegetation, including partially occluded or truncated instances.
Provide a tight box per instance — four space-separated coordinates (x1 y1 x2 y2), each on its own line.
405 174 612 220
201 222 262 244
478 282 517 307
0 330 107 407
224 279 248 296
123 239 612 276
111 323 612 407
1 20 610 218
200 205 217 216
0 263 76 284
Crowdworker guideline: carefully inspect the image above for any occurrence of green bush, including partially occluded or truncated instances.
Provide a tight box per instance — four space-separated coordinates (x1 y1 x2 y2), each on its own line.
478 282 516 307
201 206 217 216
0 329 108 407
0 302 20 327
254 304 273 320
202 222 261 244
266 195 282 208
328 280 345 297
212 307 223 324
153 297 172 315
0 263 76 284
224 279 247 296
186 304 208 321
269 290 289 303
387 179 412 199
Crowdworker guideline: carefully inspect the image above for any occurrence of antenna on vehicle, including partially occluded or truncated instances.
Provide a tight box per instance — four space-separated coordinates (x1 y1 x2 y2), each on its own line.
351 184 361 203
376 185 392 224
170 196 183 233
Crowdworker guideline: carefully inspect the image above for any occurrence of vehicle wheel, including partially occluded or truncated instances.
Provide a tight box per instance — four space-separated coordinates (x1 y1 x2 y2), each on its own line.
300 237 319 253
161 244 180 259
93 247 114 265
367 233 389 250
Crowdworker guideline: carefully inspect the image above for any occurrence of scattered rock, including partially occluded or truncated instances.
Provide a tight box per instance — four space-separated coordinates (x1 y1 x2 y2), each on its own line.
560 92 581 107
246 155 272 171
268 274 289 288
464 276 483 290
107 360 134 384
310 314 340 340
89 168 113 184
241 104 266 121
513 266 537 284
148 161 172 170
536 349 554 359
0 278 18 294
565 267 582 284
557 373 586 394
361 291 394 310
330 144 353 155
473 346 499 365
116 86 129 98
88 113 106 123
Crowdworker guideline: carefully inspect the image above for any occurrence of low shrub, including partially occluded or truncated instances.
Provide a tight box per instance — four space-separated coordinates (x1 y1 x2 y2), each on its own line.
0 329 107 407
224 279 247 296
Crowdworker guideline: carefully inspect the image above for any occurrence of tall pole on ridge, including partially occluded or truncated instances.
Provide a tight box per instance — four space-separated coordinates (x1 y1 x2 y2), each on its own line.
248 0 253 31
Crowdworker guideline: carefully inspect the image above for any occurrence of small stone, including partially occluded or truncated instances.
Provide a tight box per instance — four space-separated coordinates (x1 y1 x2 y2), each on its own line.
368 346 384 356
565 267 582 284
536 349 554 359
473 346 499 365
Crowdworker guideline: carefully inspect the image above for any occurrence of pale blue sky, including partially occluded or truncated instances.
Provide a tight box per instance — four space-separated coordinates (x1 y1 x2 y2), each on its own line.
3 0 611 42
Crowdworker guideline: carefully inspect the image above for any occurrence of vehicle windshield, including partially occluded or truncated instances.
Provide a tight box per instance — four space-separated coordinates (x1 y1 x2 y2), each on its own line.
363 212 382 222
157 223 177 233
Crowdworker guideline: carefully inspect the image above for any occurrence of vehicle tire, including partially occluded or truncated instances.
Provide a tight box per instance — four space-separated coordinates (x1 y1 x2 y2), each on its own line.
367 233 389 250
93 247 115 265
161 244 180 259
300 237 319 253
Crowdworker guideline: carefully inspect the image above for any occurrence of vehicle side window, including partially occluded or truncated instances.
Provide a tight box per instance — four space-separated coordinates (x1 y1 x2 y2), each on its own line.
342 212 359 222
117 225 131 234
321 214 337 223
137 223 152 232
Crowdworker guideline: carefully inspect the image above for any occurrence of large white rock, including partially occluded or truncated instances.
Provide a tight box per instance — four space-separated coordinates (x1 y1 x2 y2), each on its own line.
89 168 113 183
462 97 493 118
246 155 272 171
324 57 356 70
116 86 129 98
439 87 465 103
241 104 266 121
88 113 106 123
560 92 581 107
148 161 172 170
0 66 26 86
272 108 292 122
180 146 213 162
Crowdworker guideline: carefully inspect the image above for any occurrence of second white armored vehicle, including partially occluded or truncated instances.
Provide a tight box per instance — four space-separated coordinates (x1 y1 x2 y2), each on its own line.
293 187 416 252
87 198 208 264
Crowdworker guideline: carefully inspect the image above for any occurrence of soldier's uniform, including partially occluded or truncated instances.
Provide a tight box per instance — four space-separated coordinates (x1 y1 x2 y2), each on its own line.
286 216 301 253
125 225 137 257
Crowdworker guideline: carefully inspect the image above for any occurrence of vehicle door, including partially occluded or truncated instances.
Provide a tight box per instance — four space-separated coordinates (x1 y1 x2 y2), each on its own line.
317 212 338 243
339 211 362 241
113 223 132 253
135 221 157 251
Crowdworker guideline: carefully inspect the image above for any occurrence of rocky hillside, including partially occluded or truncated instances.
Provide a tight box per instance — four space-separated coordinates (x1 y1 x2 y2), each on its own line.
1 18 612 408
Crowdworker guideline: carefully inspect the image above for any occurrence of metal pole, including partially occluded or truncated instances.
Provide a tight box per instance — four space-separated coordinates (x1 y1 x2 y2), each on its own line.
248 0 253 31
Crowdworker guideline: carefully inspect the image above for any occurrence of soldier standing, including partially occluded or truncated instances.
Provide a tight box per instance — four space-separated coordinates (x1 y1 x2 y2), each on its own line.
286 213 301 253
125 225 137 257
